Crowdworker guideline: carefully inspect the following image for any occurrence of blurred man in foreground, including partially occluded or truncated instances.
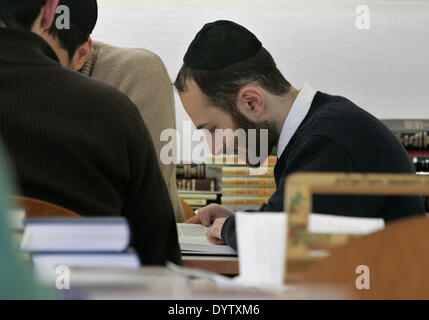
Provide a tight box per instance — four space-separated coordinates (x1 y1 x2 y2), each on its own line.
39 0 185 222
0 0 181 265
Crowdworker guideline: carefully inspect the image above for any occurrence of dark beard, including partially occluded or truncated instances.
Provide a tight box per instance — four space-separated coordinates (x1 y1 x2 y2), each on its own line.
230 109 279 168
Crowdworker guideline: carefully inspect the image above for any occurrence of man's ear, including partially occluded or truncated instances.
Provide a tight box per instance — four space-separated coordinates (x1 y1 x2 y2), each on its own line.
71 39 93 71
236 86 266 121
39 0 59 30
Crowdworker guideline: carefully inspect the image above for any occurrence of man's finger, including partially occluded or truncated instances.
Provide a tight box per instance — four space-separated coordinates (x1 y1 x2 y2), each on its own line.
198 209 212 227
205 229 220 243
184 215 201 224
212 238 225 245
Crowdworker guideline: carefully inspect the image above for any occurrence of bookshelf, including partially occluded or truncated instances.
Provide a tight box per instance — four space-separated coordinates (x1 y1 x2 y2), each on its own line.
176 155 277 211
176 164 222 211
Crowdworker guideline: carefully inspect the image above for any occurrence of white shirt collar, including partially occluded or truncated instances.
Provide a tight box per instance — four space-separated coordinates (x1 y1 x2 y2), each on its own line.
277 83 317 158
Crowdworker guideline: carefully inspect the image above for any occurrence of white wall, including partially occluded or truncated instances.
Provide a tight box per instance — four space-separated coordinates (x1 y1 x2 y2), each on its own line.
92 0 429 160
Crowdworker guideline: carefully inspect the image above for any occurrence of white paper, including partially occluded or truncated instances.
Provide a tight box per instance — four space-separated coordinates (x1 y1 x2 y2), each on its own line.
235 212 288 288
166 262 293 294
309 213 385 235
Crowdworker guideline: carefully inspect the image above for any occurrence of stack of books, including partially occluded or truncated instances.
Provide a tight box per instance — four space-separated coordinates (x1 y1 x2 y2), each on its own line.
20 217 140 283
176 164 221 210
206 155 277 210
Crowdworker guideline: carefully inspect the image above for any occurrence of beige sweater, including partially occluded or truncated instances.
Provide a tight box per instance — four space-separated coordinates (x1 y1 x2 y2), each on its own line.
81 41 185 222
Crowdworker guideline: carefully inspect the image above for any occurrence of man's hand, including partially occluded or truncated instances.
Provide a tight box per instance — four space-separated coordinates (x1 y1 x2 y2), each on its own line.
206 217 227 245
185 203 234 227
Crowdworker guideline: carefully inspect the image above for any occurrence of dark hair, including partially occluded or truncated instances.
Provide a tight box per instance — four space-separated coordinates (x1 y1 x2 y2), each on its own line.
47 13 89 59
174 47 291 114
0 0 46 30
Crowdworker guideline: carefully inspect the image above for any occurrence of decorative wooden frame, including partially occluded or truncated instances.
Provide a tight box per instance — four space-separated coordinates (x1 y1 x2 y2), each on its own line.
284 173 429 278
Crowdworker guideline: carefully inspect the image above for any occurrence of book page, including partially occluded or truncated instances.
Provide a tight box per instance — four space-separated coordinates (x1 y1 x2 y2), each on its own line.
177 223 211 244
177 224 237 255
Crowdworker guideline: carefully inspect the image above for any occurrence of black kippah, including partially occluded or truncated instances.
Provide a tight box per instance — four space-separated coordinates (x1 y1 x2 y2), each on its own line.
184 20 262 70
58 0 98 35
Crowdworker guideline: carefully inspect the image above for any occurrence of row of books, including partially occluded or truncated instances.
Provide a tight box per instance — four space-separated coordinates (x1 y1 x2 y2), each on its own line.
176 164 220 210
219 157 277 210
382 119 429 173
382 119 429 212
382 119 429 150
176 156 278 210
221 163 276 207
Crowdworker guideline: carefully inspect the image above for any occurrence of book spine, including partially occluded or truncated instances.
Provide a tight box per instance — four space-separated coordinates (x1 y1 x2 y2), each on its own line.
176 178 215 191
221 197 270 205
222 188 276 196
206 155 277 166
222 177 276 187
222 166 274 176
179 193 218 200
176 164 206 179
182 199 207 206
393 131 429 150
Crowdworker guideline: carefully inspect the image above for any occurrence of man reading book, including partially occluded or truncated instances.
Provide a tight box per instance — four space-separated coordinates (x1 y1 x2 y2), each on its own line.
175 20 425 250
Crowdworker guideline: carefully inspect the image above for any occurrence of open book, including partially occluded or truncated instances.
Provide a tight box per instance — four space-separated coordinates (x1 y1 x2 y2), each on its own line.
177 223 237 256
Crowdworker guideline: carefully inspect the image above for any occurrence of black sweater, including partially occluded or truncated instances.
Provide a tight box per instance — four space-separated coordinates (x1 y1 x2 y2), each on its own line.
0 27 181 265
222 91 425 250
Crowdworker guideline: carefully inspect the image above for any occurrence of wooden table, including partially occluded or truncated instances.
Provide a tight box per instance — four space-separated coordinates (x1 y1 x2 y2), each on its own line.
63 266 352 300
182 255 239 276
182 250 330 282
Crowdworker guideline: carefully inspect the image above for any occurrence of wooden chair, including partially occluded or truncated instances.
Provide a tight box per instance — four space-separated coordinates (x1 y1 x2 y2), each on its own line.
9 196 81 218
181 199 196 220
301 215 429 299
283 173 429 283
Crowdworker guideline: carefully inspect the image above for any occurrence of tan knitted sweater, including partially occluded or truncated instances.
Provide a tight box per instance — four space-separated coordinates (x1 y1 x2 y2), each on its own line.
81 41 185 222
